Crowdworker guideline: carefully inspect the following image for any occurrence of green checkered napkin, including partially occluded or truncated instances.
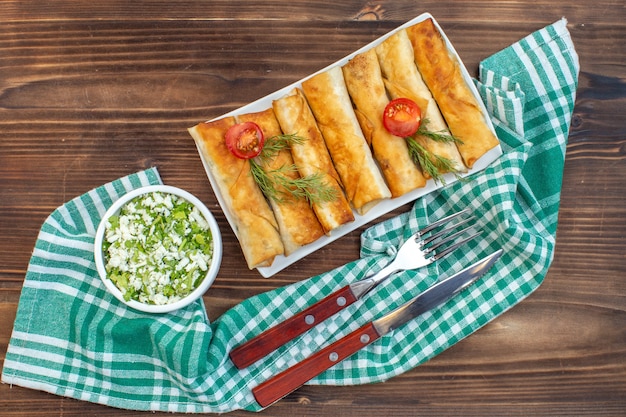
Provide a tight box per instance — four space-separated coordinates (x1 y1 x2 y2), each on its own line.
2 18 579 413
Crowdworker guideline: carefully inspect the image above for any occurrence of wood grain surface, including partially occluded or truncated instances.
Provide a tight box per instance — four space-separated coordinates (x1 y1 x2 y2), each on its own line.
1 1 625 416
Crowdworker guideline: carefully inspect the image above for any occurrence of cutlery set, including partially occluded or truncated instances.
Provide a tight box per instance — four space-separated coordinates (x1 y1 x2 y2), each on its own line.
229 208 502 407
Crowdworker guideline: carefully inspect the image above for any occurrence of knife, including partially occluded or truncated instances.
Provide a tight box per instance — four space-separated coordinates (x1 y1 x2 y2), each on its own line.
252 249 503 407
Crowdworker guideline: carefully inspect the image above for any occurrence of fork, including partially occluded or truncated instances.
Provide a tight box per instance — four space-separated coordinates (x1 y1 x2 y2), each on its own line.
229 208 479 369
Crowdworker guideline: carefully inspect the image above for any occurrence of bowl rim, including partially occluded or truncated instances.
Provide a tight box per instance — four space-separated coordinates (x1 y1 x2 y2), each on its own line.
93 184 222 314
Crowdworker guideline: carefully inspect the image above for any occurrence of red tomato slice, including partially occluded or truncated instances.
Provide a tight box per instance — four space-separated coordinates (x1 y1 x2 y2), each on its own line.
383 98 422 137
225 122 265 159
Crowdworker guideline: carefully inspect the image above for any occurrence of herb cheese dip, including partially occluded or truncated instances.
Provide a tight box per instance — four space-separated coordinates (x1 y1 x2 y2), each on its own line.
102 191 214 305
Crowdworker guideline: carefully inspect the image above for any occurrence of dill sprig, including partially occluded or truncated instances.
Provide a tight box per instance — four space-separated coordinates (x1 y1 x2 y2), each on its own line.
416 118 464 145
405 120 465 185
405 138 457 185
250 134 338 205
257 133 306 163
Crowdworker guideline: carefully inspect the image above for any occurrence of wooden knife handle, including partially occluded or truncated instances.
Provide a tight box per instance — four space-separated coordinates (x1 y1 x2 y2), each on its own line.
230 285 358 369
252 322 381 408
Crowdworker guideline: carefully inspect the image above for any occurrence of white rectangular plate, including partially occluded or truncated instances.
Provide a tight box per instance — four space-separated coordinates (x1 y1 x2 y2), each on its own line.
194 12 502 277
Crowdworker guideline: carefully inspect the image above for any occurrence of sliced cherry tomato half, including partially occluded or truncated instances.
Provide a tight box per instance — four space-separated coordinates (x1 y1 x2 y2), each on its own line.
382 97 422 137
225 121 265 159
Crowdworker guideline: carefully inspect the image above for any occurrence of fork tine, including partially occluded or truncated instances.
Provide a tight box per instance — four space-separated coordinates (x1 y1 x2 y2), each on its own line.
421 215 476 247
431 231 481 261
417 208 470 237
424 223 476 253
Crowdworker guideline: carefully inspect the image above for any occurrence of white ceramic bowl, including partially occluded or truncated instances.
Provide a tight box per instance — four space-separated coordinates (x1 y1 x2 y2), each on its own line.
94 185 222 313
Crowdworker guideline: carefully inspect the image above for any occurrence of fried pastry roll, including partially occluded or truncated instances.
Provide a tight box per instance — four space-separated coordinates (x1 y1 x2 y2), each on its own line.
375 29 466 176
406 19 500 168
342 49 427 197
272 88 354 234
188 117 284 269
302 66 391 215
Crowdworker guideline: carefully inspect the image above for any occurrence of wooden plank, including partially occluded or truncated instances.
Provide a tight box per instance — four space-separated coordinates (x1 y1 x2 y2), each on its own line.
1 1 625 416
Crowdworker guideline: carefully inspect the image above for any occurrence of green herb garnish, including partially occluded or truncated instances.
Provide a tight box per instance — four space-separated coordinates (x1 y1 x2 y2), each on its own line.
250 134 338 205
405 119 465 185
256 133 305 163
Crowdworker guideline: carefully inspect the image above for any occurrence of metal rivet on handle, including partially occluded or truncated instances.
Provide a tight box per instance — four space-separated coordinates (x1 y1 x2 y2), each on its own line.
329 352 339 362
360 334 370 344
305 315 315 325
336 296 346 306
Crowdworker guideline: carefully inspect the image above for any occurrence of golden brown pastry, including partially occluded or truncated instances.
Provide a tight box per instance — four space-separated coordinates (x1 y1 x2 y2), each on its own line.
302 66 391 214
235 109 325 255
406 18 500 168
342 49 427 197
272 88 354 234
188 117 284 269
375 29 466 176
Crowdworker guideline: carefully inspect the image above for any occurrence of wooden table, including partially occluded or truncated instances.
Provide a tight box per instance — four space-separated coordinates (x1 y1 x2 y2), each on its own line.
1 1 625 416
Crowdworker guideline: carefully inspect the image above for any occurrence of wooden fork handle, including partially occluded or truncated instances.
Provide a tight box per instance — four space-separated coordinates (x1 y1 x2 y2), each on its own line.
253 322 381 407
229 285 358 369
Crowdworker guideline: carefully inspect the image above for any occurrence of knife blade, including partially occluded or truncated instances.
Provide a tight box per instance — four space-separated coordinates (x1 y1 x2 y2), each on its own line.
252 249 503 407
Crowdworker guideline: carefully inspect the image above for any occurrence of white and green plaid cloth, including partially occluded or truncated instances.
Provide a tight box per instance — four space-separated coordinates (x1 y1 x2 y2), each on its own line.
2 18 579 413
